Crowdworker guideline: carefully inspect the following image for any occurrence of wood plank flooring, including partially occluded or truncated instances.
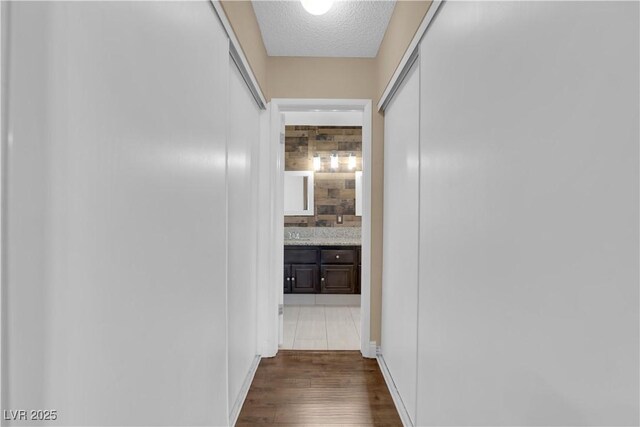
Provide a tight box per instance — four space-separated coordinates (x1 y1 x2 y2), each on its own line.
236 351 402 426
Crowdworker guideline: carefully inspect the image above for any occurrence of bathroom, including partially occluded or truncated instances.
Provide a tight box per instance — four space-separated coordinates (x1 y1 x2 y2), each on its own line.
282 121 362 350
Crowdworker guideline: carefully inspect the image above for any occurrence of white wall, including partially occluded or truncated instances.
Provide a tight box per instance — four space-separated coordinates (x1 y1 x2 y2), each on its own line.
415 1 639 426
2 2 262 425
381 61 420 424
284 111 362 126
227 60 260 423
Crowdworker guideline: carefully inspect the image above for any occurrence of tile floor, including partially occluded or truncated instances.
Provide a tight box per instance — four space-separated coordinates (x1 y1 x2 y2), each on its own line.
281 305 361 350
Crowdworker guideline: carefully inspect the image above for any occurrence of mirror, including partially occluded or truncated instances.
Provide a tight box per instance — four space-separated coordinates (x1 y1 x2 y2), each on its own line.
284 171 314 216
355 171 363 217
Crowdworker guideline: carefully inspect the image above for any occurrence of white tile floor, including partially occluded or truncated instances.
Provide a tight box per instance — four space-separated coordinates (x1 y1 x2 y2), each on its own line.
281 305 361 350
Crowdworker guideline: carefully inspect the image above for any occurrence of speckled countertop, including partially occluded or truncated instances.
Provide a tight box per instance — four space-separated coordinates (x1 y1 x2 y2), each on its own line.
284 237 361 246
284 227 361 246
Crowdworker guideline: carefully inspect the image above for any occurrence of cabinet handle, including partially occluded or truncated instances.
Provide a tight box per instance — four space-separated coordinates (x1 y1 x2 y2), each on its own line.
336 255 340 259
321 278 325 281
292 277 295 281
286 277 290 281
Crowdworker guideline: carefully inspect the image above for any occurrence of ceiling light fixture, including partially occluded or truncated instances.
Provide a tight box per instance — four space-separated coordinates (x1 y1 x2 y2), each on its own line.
301 0 334 16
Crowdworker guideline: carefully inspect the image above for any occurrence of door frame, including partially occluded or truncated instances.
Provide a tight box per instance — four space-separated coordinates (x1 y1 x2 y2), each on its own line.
262 98 373 358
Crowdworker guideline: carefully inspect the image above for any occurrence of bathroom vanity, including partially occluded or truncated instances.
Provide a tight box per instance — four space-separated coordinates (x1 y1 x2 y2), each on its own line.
282 124 363 295
284 245 361 294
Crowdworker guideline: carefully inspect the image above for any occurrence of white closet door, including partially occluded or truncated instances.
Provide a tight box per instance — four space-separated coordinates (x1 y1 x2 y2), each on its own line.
417 2 639 426
4 2 230 425
381 60 420 424
227 60 261 420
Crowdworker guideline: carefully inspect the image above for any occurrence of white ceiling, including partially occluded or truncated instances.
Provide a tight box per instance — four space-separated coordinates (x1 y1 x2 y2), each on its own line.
252 1 396 58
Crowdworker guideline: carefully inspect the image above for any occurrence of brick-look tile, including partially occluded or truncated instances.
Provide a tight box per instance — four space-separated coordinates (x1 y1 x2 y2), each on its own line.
285 125 362 228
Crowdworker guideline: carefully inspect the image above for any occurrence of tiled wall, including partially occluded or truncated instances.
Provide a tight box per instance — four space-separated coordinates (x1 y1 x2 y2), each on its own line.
285 126 362 227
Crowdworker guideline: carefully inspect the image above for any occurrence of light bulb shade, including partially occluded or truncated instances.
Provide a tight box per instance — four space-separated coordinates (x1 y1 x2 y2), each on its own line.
313 155 321 171
330 153 339 169
301 0 334 15
348 154 356 170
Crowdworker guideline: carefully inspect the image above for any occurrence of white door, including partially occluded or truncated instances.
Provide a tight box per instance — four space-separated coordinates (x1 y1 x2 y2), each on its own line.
3 2 231 424
381 60 420 424
416 1 639 425
227 58 261 420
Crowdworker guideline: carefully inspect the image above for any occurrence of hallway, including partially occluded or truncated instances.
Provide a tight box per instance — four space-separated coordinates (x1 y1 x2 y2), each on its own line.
1 1 637 426
237 351 401 426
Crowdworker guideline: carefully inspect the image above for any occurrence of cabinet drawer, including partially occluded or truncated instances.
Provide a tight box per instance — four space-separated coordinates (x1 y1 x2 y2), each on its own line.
321 249 355 264
284 248 317 264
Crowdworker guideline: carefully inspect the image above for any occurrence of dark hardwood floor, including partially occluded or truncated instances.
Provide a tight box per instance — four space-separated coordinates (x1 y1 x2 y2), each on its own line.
236 350 402 426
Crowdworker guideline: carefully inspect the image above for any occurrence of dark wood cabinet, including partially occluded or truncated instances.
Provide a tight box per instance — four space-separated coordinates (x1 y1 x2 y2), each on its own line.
291 264 318 293
321 265 355 293
284 265 292 293
321 249 356 264
356 247 361 294
284 245 360 294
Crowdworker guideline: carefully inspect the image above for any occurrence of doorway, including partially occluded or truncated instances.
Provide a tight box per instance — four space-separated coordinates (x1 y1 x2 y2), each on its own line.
261 99 373 358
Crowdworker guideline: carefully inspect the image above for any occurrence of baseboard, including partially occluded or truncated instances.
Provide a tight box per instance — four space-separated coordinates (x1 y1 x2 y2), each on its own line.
284 293 361 306
366 340 377 359
376 353 414 427
315 294 361 306
229 355 261 427
284 294 315 305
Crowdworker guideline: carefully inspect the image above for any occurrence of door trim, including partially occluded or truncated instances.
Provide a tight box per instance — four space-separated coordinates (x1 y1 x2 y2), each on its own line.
210 0 267 109
377 354 414 427
377 0 443 112
263 98 374 358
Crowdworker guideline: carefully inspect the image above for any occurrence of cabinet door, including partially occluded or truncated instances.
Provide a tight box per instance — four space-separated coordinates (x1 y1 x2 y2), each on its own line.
321 265 355 294
291 264 318 293
356 247 361 294
284 264 292 293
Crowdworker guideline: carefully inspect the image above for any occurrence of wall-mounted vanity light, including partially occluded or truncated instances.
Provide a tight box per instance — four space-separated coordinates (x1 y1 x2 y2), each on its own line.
312 153 358 172
348 153 356 170
330 153 339 170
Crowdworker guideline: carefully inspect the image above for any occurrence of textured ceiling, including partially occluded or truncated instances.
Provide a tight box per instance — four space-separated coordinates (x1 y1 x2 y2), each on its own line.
252 1 396 58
